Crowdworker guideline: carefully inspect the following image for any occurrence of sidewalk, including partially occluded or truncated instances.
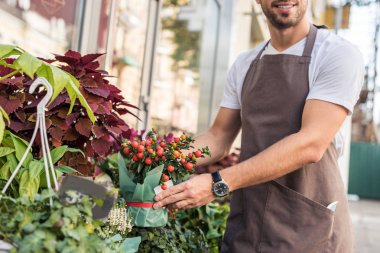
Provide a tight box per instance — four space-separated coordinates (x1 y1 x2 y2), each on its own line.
349 198 380 252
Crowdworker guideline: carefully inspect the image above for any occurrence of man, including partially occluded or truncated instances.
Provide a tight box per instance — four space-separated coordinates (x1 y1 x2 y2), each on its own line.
153 0 364 252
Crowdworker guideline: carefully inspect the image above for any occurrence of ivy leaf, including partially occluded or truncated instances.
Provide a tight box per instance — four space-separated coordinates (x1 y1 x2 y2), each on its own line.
67 74 95 123
36 64 54 87
75 118 92 137
14 52 42 79
0 147 15 157
0 44 17 58
10 132 33 167
50 65 69 102
55 165 79 174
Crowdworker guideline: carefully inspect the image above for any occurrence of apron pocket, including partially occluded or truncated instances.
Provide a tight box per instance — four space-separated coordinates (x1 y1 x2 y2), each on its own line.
259 181 334 253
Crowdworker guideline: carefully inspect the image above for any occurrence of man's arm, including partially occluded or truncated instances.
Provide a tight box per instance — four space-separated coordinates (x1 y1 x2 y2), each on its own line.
153 99 348 210
191 107 241 166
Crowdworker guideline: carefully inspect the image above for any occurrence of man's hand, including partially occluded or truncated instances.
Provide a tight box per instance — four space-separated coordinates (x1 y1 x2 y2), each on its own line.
153 173 216 210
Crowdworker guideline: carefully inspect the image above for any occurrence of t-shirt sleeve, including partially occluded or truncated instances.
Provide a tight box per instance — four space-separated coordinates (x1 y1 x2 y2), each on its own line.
306 42 364 114
220 60 241 109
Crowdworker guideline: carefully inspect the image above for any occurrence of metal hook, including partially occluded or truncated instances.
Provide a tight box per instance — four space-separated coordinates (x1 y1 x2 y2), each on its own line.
1 77 58 205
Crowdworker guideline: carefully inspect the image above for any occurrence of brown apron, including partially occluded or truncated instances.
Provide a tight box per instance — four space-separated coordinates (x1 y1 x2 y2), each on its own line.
222 25 354 253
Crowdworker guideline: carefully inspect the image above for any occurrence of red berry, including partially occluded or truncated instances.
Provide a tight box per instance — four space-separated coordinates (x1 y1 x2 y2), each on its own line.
148 148 154 154
140 141 146 146
155 157 159 162
123 148 130 155
157 150 163 157
188 153 193 158
162 174 169 182
131 141 139 148
162 156 166 160
161 184 167 190
137 145 145 152
185 163 193 170
160 142 166 148
145 157 152 165
122 142 127 147
195 150 202 158
180 158 186 164
167 165 175 172
132 155 139 161
137 152 144 159
146 140 152 146
173 150 180 158
174 137 180 143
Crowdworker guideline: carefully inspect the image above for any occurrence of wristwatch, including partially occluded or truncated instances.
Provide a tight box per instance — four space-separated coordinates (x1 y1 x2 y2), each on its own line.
211 171 229 197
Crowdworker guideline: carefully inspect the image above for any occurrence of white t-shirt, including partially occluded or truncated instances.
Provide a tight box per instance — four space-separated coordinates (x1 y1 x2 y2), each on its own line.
220 28 364 156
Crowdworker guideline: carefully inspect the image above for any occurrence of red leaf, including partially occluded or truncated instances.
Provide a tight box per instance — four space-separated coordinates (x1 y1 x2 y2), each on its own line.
49 127 64 142
85 140 95 157
84 61 100 71
65 112 80 125
14 110 26 122
91 138 112 156
62 128 80 141
48 94 67 110
75 118 92 137
95 102 112 115
81 78 98 88
0 97 22 114
85 87 110 98
65 50 82 59
92 125 107 138
105 125 122 136
9 121 26 132
81 53 104 64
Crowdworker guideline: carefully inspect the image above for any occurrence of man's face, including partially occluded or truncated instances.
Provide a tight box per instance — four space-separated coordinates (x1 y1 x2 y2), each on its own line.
257 0 308 30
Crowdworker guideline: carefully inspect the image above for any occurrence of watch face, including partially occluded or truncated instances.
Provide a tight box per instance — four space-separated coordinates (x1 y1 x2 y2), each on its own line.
213 182 229 197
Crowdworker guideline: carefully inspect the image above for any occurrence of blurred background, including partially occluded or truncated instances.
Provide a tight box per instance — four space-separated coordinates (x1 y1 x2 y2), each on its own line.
0 0 379 251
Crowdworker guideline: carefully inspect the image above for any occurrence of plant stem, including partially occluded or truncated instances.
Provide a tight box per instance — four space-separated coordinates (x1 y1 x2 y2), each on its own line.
0 70 19 81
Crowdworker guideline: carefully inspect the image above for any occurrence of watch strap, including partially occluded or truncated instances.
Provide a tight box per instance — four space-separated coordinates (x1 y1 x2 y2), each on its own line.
211 171 222 183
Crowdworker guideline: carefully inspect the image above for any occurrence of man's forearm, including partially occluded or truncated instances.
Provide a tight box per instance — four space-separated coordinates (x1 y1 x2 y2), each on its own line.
221 131 324 192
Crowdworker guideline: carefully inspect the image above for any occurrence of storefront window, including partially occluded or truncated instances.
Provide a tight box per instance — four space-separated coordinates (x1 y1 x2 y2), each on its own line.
0 0 83 56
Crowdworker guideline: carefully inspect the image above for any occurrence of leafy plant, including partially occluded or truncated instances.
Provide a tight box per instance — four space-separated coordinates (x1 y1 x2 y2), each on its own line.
0 190 116 253
0 48 138 175
0 44 94 122
0 130 81 199
128 218 208 253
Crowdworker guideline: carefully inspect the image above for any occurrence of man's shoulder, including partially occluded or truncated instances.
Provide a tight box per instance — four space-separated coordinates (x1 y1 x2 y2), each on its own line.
232 42 267 68
314 29 363 62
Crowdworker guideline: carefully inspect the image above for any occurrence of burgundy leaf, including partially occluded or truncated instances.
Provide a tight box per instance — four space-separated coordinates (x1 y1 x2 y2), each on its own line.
48 94 67 110
75 118 92 137
84 61 100 71
65 112 80 125
92 125 107 138
0 97 22 114
95 102 112 115
9 121 26 132
14 110 26 122
91 138 112 156
85 141 95 157
85 87 110 98
81 53 104 64
62 128 80 141
49 127 64 142
105 125 122 136
81 78 99 88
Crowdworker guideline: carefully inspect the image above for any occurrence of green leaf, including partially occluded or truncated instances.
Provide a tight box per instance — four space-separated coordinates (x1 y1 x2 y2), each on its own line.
50 146 68 164
0 160 11 180
68 74 96 123
0 112 4 145
50 65 69 102
14 52 43 79
0 147 15 157
0 106 10 125
28 160 44 180
120 236 142 253
0 44 17 58
55 166 78 174
10 133 32 167
36 64 54 87
19 170 39 198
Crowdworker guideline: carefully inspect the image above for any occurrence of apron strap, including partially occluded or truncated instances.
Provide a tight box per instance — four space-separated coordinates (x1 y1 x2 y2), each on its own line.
302 24 319 57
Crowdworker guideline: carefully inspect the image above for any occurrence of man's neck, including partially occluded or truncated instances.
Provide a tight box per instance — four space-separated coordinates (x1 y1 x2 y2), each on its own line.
268 20 310 52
